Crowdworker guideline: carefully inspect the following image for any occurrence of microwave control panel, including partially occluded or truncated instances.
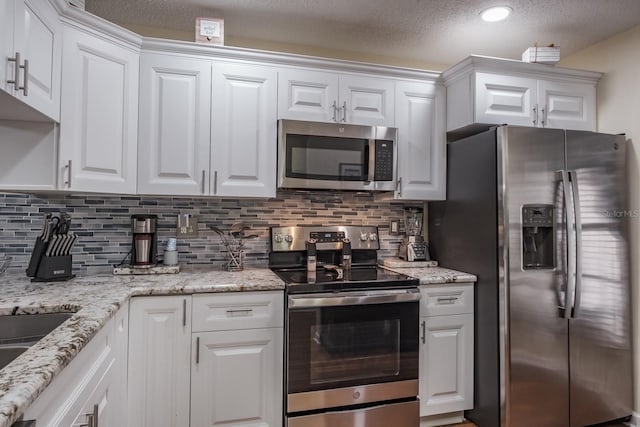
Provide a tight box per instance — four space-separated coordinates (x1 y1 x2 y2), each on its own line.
373 140 394 181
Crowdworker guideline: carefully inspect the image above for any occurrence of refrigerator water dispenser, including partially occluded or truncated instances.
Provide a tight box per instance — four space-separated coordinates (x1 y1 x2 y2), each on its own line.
522 204 554 269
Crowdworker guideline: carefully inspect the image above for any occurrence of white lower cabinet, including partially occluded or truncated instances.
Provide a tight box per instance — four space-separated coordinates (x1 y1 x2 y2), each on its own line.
419 284 474 425
22 302 129 427
191 328 283 427
128 291 284 427
127 296 192 427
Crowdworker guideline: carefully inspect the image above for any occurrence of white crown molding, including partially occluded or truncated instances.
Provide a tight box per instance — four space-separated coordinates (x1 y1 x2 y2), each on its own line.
442 54 602 84
50 0 142 49
141 37 442 82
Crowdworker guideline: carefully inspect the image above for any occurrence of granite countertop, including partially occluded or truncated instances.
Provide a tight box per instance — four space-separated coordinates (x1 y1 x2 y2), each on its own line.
0 268 284 427
388 266 477 284
0 264 476 427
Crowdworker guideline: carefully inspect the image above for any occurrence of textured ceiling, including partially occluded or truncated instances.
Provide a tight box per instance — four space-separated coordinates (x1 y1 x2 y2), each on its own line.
85 0 640 69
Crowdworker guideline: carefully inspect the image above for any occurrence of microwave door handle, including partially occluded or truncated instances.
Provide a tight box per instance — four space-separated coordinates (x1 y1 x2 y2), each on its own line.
367 139 375 182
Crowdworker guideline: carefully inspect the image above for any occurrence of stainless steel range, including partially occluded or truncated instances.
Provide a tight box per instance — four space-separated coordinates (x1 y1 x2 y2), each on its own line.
269 226 420 427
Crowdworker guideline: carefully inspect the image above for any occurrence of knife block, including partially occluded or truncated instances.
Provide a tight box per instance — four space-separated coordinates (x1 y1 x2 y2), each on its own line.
26 236 75 282
31 255 75 282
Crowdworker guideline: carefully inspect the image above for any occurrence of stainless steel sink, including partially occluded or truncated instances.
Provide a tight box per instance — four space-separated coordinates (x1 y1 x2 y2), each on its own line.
0 312 74 370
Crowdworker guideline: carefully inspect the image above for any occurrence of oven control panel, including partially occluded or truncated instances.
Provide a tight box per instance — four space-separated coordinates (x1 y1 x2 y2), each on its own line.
271 226 379 252
309 231 345 243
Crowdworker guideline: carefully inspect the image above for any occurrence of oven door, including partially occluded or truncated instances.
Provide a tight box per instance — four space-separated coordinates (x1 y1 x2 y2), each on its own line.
286 289 420 413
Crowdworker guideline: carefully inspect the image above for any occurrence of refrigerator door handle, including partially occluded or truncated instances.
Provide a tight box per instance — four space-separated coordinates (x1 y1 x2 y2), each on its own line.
561 170 577 319
568 170 583 318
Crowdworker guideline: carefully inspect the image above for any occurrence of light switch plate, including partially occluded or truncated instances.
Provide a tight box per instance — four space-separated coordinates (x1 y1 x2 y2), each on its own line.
177 213 199 238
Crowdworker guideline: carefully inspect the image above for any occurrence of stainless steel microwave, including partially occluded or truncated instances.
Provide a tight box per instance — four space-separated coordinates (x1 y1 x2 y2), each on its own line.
277 119 397 191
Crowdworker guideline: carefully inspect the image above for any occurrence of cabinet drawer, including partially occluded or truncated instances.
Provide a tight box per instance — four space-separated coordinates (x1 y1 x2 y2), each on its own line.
420 284 474 316
192 291 284 332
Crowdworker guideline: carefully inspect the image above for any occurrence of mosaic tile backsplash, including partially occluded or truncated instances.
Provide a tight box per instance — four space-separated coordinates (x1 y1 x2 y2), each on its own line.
0 191 422 275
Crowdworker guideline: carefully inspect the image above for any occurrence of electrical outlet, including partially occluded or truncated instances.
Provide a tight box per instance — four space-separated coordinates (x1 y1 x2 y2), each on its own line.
177 213 199 238
389 219 400 235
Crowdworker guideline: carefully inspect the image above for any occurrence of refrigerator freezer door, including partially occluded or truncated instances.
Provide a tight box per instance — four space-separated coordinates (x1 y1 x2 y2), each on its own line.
565 131 632 427
500 126 569 427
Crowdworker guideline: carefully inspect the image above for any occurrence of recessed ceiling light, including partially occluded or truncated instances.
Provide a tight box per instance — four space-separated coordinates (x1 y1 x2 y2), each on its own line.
480 6 512 22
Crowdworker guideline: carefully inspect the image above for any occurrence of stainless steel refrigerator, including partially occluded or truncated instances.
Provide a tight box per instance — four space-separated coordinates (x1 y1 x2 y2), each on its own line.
429 125 632 427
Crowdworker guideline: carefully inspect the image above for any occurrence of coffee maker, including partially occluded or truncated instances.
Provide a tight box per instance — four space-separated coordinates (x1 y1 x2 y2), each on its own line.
131 214 158 267
398 207 429 262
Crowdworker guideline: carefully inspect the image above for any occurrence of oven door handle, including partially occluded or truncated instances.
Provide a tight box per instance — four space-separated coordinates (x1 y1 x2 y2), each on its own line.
288 288 420 308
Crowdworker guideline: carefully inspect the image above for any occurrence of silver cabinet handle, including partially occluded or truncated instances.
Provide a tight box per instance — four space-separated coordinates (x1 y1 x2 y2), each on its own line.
182 299 187 327
533 104 538 126
7 52 20 90
201 170 206 194
65 160 72 188
226 308 253 314
77 411 94 427
341 101 347 122
436 296 458 304
20 59 29 96
396 177 402 196
332 100 338 122
195 336 200 364
541 107 546 127
92 403 99 427
213 170 218 195
421 320 426 344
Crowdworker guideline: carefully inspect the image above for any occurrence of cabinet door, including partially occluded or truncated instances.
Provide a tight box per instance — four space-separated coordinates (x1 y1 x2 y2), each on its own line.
538 80 596 131
395 81 445 200
0 0 15 96
22 310 118 427
70 356 116 427
191 328 283 427
419 314 473 416
138 53 211 195
12 0 61 120
211 62 277 197
475 72 537 127
278 68 339 122
339 74 395 126
128 296 192 427
58 25 139 194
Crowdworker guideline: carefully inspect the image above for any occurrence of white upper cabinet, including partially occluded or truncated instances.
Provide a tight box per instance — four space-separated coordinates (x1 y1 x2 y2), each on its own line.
58 23 139 194
395 80 446 200
538 79 596 130
138 54 277 198
473 73 538 127
277 68 339 123
211 62 277 198
279 68 395 126
0 0 61 121
137 53 212 195
444 56 600 133
339 74 395 126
